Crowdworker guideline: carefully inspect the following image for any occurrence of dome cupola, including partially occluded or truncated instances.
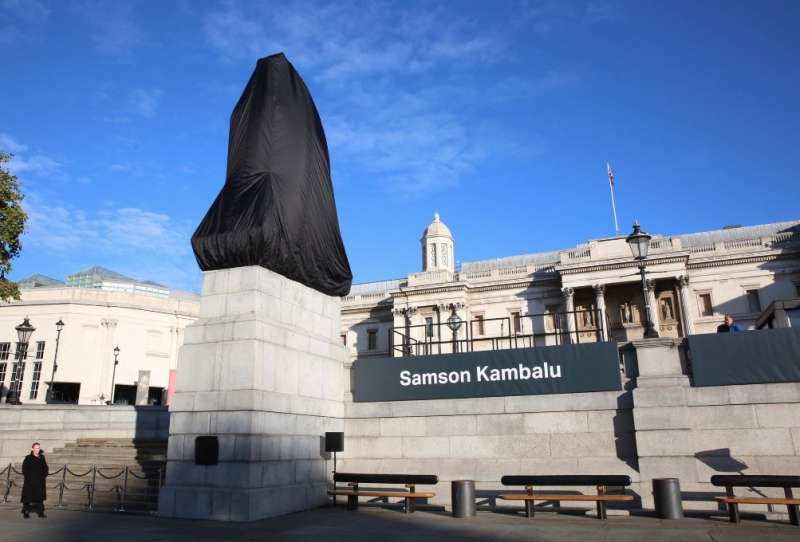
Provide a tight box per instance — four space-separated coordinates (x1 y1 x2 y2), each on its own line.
420 212 455 273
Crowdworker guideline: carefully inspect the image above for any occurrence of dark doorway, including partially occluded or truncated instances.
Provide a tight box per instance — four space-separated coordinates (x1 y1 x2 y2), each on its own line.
148 386 165 406
113 384 137 405
47 382 80 404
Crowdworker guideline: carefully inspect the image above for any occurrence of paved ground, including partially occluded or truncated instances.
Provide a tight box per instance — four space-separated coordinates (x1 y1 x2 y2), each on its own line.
0 505 798 542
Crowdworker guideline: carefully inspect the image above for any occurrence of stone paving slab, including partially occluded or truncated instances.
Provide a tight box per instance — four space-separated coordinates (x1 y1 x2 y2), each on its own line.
0 505 798 542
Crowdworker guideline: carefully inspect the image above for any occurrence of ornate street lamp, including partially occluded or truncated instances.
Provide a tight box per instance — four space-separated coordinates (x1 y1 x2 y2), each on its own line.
446 306 463 353
7 317 36 404
626 222 659 339
46 319 65 403
110 345 120 405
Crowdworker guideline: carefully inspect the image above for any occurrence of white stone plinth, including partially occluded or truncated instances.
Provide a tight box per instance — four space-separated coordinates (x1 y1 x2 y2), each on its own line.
158 266 346 521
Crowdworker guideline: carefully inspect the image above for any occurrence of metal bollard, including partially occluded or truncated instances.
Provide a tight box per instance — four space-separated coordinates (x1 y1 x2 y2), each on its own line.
652 478 684 519
451 480 476 518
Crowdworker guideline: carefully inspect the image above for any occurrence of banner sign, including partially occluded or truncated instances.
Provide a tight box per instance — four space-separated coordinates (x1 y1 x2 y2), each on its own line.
688 327 800 387
352 342 622 402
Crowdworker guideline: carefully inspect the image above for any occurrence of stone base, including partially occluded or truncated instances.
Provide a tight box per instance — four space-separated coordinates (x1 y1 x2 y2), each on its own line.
158 266 345 521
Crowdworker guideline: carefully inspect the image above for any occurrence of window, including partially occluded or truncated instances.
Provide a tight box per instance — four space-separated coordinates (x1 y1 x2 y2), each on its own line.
474 315 485 336
15 342 28 360
425 317 434 338
698 293 713 317
0 362 6 388
367 329 377 351
29 360 42 400
430 244 437 267
511 312 521 333
746 289 761 313
9 361 25 395
35 341 45 359
0 342 9 360
340 334 347 346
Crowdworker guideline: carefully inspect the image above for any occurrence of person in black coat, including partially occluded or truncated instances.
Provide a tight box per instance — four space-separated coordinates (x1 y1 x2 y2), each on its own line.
21 442 48 518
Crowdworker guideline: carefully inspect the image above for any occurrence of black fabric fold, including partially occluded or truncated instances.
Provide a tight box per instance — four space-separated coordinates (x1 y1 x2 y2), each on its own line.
192 53 352 297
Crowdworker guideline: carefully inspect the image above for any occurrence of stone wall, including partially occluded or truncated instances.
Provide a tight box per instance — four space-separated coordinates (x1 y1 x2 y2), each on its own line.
0 404 168 465
342 338 800 515
6 333 800 518
635 361 800 510
341 390 639 506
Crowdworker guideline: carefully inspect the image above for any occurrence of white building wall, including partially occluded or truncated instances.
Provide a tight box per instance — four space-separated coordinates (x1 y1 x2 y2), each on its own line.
0 287 198 405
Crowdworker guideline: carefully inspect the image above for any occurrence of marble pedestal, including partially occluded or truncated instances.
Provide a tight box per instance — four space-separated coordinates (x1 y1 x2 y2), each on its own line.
158 266 345 521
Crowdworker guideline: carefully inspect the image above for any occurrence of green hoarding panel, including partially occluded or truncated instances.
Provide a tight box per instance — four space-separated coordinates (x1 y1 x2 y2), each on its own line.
352 341 622 402
688 327 800 387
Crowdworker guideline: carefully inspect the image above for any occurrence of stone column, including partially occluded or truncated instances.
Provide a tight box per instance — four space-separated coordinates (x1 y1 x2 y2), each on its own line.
562 288 576 344
676 275 695 336
593 284 608 341
629 338 692 510
158 266 345 521
135 370 151 405
646 279 660 332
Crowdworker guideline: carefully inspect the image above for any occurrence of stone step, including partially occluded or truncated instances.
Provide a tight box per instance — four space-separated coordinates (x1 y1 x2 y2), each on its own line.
46 455 166 463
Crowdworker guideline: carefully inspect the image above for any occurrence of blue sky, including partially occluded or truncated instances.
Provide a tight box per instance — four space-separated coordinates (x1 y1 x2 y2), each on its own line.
2 0 798 292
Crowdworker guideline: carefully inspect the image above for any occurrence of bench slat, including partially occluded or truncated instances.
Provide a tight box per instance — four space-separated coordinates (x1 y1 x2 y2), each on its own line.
710 475 800 488
328 491 435 499
499 494 632 502
334 473 438 485
715 497 800 505
501 475 631 487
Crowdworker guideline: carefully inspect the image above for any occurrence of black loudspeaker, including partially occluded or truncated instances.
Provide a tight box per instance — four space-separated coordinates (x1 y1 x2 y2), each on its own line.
325 431 344 453
195 436 219 465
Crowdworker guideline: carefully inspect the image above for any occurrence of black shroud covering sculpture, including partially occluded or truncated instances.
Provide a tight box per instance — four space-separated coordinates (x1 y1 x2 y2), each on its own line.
192 53 352 296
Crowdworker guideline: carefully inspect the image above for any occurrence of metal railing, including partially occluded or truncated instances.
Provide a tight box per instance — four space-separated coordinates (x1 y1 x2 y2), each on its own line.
391 309 608 357
1 462 164 513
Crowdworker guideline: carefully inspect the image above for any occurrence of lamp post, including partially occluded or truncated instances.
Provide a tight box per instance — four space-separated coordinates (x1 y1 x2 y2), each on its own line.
46 319 65 403
446 305 463 353
7 317 36 404
109 345 120 405
626 222 660 339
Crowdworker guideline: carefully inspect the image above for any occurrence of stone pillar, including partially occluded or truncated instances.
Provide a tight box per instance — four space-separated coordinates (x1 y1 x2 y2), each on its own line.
629 338 692 510
158 266 345 521
562 288 576 344
593 284 608 341
646 279 660 332
135 370 151 405
677 275 695 336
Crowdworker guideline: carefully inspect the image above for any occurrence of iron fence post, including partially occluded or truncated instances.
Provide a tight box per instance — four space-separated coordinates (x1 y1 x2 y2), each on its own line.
58 466 66 508
3 463 11 503
89 466 97 510
119 466 128 512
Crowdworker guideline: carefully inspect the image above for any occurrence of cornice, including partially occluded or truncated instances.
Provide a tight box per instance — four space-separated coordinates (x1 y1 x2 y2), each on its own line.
687 253 779 270
557 254 689 276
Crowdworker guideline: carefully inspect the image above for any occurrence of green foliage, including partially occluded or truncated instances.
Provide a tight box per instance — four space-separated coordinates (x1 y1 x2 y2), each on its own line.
0 152 27 302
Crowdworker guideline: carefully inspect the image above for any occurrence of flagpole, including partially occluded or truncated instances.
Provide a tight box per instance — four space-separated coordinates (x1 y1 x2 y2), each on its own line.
607 163 620 235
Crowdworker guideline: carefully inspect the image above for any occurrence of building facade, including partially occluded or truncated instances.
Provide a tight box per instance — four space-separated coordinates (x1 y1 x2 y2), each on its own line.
342 216 800 361
0 272 198 405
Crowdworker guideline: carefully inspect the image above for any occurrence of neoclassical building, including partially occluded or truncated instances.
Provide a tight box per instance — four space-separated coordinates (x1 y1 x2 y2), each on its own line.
0 267 198 405
341 216 800 361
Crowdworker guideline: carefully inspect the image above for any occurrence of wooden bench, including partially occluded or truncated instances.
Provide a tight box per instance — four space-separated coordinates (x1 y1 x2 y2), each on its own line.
711 475 800 526
499 475 634 520
329 473 438 514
